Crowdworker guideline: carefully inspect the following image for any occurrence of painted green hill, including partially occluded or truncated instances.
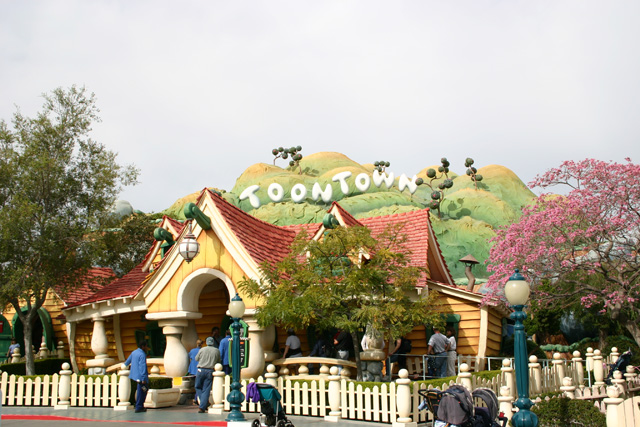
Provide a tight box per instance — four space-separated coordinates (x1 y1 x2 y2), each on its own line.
162 152 536 282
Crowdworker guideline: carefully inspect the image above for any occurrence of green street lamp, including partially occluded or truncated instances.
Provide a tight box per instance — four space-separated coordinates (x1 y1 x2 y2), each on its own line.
226 293 246 422
505 269 538 427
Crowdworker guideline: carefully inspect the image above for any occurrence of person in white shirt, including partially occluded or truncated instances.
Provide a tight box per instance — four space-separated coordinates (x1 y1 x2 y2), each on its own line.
445 328 457 377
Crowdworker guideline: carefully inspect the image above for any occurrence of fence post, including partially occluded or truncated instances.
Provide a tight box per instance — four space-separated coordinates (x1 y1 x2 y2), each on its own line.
571 351 585 390
498 386 513 422
560 377 576 399
610 347 619 365
11 348 20 364
393 369 416 427
114 364 133 411
38 336 49 359
54 363 72 409
603 385 624 427
611 370 626 396
552 353 565 389
593 350 605 386
529 355 542 396
501 359 516 399
265 364 278 388
625 365 637 383
209 363 225 415
457 363 472 390
325 367 342 422
585 347 594 372
57 341 65 359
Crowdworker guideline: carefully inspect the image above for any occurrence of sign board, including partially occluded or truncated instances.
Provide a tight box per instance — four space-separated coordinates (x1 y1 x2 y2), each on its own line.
229 337 250 369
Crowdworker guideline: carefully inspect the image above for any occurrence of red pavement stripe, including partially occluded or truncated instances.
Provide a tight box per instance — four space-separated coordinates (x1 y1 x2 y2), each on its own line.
1 414 227 426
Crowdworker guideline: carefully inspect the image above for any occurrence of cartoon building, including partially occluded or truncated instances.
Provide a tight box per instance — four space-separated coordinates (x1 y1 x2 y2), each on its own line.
3 188 506 377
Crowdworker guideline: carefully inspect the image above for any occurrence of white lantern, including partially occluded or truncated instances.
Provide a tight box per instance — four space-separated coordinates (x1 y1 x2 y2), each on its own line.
178 222 200 263
228 293 245 319
504 269 530 306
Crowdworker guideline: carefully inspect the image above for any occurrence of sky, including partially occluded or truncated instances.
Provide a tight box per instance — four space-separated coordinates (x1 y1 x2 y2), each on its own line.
1 1 639 213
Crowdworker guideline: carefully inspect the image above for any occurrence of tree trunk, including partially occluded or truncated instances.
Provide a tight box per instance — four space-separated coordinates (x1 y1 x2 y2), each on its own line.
15 306 38 376
351 331 362 381
624 319 640 351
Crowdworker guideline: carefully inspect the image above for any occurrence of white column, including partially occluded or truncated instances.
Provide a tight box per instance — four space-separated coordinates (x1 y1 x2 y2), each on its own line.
610 347 619 365
603 385 624 427
571 351 585 390
529 355 542 396
325 367 342 422
585 347 594 372
181 319 198 352
86 316 115 374
552 353 565 389
262 324 279 363
209 363 225 414
57 341 65 359
560 377 576 399
114 364 133 411
265 364 278 388
501 359 516 399
393 369 416 427
611 370 626 395
54 362 72 409
243 317 266 380
159 320 189 378
625 365 637 382
593 349 605 386
458 363 472 390
498 386 514 422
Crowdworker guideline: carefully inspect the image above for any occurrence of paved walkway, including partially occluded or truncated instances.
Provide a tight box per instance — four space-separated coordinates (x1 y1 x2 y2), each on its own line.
1 406 383 427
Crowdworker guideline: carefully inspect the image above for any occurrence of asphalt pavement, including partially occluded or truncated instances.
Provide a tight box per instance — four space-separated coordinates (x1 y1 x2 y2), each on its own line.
1 405 385 427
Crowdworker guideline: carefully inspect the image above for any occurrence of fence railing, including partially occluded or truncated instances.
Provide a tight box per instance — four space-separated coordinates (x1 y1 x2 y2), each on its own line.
1 346 638 427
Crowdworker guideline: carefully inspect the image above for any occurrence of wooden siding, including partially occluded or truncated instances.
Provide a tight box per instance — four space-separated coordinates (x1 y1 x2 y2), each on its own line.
119 311 149 360
193 282 230 339
435 295 482 356
73 318 118 371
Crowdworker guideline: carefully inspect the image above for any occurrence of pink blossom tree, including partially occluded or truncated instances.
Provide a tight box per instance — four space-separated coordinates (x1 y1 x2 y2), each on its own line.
485 158 640 346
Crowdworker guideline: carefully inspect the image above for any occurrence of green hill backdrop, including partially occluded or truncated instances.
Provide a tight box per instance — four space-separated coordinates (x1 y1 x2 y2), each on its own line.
161 152 536 283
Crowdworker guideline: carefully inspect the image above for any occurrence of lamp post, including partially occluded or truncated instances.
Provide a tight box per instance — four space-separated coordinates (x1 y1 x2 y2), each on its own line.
504 269 538 427
178 221 200 263
226 293 246 422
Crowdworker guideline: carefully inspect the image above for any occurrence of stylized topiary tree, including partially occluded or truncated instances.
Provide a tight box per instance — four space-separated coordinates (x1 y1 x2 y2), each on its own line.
373 160 391 173
464 157 483 189
271 146 303 173
415 157 454 217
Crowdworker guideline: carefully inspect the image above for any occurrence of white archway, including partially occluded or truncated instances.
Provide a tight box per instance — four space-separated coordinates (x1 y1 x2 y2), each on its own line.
177 268 236 313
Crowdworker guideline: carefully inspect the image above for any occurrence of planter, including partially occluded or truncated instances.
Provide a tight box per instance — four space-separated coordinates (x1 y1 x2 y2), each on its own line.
144 387 181 408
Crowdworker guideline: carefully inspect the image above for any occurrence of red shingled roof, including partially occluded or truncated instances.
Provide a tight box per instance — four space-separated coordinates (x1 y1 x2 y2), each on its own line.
53 267 116 306
330 202 363 227
208 190 299 267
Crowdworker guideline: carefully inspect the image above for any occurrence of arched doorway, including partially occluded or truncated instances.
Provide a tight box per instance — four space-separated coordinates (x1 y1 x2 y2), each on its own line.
12 307 55 353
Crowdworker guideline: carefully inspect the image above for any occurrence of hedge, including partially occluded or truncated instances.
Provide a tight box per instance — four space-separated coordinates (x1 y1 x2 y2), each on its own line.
0 358 71 375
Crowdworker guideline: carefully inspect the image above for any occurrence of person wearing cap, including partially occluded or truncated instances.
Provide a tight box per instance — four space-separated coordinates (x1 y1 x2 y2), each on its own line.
195 337 221 413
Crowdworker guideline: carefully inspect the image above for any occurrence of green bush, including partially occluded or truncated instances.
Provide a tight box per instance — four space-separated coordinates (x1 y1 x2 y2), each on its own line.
149 376 173 389
501 337 547 361
0 358 71 375
574 335 640 366
532 397 606 427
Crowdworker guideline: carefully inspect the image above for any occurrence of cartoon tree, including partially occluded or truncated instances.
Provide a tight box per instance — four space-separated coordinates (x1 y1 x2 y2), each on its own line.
483 158 640 348
464 157 483 190
415 157 454 217
373 160 390 173
272 146 303 173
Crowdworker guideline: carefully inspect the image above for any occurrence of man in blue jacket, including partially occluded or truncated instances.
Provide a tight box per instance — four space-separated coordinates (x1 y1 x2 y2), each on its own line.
124 340 150 413
218 329 231 374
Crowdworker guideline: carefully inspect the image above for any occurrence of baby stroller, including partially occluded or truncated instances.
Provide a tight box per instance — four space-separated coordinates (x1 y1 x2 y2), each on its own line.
606 349 633 385
418 385 507 427
247 383 294 427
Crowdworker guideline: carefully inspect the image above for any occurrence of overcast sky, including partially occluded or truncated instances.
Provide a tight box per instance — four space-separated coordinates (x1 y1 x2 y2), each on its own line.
2 1 638 213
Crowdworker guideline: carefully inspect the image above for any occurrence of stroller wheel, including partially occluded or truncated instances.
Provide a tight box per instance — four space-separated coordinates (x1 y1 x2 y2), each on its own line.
251 420 261 427
285 421 294 427
276 420 287 427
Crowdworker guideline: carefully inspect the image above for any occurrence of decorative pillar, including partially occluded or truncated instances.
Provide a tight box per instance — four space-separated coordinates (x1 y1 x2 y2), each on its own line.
458 363 472 390
54 362 72 409
498 386 514 422
552 353 565 389
114 364 133 411
610 347 619 365
86 317 115 375
11 347 21 363
571 351 584 390
393 369 416 427
159 320 189 378
325 366 342 422
585 347 594 372
611 370 626 395
209 363 225 415
593 349 605 386
559 377 575 399
243 317 266 379
603 385 624 427
501 359 516 399
625 365 637 382
39 336 49 359
265 364 278 388
529 356 542 396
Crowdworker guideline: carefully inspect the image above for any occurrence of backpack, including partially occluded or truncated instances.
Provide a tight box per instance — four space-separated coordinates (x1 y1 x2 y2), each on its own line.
400 338 412 354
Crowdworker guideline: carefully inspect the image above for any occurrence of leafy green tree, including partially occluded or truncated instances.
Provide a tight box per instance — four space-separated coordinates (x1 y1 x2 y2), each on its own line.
96 212 155 277
239 224 443 380
0 86 138 375
271 146 303 173
373 160 390 173
416 157 454 217
464 157 483 189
